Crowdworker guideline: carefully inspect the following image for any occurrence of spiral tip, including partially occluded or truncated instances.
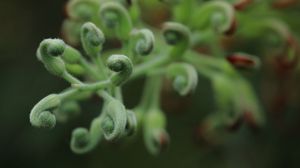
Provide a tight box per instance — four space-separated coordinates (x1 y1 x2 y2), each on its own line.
102 11 119 28
162 22 190 46
81 22 105 46
40 39 66 57
107 54 133 85
66 0 99 20
107 56 124 72
173 76 187 94
99 1 132 40
131 29 155 56
71 128 89 149
38 111 56 129
101 116 114 138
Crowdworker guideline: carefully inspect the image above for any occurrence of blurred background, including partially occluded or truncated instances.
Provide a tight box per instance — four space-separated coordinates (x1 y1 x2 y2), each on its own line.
1 0 300 168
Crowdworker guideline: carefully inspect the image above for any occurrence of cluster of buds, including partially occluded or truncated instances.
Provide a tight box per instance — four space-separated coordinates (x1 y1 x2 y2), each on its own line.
30 0 299 155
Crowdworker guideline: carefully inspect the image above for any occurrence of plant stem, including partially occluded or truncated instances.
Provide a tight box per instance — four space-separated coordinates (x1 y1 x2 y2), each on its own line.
139 74 162 110
62 72 83 85
78 57 102 80
132 54 170 79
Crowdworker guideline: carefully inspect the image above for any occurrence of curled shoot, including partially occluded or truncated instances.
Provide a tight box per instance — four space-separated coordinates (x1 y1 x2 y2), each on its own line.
101 98 127 141
37 39 67 77
66 0 100 21
80 22 105 57
99 1 133 40
107 54 133 86
70 117 103 154
163 22 191 59
130 28 155 56
166 63 198 96
30 94 61 129
191 1 236 35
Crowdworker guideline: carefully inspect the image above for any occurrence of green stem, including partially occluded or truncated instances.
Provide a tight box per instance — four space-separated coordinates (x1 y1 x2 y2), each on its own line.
132 54 170 79
113 87 123 102
62 71 83 85
139 77 153 110
58 80 111 102
98 90 114 102
78 57 102 80
112 40 130 101
148 75 162 109
59 88 79 100
139 74 162 110
183 51 237 77
72 80 111 91
91 53 108 79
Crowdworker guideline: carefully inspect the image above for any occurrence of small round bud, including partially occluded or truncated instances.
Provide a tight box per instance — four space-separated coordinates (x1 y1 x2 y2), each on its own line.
130 29 155 56
38 111 56 129
107 54 133 86
37 39 67 77
101 116 114 136
72 128 89 148
66 0 99 21
163 22 190 46
101 99 127 141
70 118 102 154
166 63 198 96
99 2 132 40
38 39 66 58
81 22 105 57
30 94 61 129
47 40 65 57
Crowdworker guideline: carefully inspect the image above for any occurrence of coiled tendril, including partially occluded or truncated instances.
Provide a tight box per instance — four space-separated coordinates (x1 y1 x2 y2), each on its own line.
143 109 169 155
244 19 298 68
101 99 127 141
66 0 100 21
81 22 105 57
107 54 133 86
130 28 155 56
192 1 236 35
37 39 67 77
30 94 61 129
70 117 102 154
99 1 133 40
166 63 198 96
163 22 191 59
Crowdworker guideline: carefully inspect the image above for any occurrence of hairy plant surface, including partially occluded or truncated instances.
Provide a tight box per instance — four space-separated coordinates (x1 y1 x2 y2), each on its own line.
30 0 300 156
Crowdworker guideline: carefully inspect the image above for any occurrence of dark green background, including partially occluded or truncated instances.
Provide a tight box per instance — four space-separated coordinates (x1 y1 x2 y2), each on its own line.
1 1 300 168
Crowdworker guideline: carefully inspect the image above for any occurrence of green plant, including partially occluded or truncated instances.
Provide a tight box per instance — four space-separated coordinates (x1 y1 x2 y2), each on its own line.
30 0 299 155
